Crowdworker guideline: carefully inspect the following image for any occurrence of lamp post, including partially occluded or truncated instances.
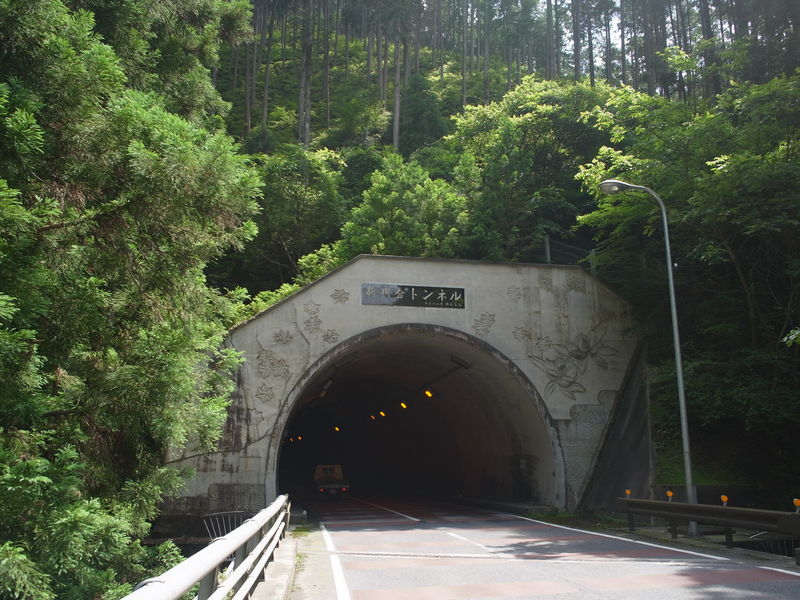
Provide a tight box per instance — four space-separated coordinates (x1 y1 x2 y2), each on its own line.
599 179 699 536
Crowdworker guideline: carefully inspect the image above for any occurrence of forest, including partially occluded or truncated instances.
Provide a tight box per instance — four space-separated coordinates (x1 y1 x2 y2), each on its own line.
0 0 798 597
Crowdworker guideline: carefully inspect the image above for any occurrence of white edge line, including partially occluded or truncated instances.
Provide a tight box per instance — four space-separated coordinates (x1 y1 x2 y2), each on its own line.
758 566 800 578
320 523 351 600
354 498 422 522
504 512 729 561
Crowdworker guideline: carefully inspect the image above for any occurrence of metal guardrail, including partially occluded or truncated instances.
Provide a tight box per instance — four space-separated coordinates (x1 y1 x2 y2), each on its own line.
123 494 291 600
619 497 800 564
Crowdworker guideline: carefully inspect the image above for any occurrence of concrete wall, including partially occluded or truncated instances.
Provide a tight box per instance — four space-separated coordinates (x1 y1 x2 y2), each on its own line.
163 255 640 515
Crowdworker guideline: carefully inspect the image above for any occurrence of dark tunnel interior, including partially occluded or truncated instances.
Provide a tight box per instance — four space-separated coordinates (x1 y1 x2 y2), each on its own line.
276 329 558 504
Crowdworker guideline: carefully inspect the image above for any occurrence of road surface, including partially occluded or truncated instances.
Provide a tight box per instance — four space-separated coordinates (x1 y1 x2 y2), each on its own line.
287 496 800 599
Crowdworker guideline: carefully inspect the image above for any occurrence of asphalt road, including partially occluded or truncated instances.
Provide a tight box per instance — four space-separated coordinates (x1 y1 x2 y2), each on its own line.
287 496 800 599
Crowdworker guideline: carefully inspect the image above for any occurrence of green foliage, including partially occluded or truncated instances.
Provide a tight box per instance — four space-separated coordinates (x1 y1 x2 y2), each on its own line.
0 1 259 596
338 153 467 258
0 433 188 599
208 143 345 293
578 75 800 496
393 74 449 156
450 77 611 261
321 88 390 149
0 541 55 600
81 0 251 126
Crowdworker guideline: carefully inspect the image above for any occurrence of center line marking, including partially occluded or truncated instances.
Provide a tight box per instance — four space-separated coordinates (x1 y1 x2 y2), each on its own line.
353 498 422 522
445 531 508 555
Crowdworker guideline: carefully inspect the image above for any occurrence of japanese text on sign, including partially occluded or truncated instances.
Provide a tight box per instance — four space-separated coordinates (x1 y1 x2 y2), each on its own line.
361 283 465 309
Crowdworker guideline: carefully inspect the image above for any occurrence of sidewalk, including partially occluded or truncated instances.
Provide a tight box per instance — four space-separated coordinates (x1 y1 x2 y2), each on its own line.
251 505 337 600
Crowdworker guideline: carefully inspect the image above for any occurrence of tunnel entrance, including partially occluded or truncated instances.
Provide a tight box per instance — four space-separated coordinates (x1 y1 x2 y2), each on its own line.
276 325 561 504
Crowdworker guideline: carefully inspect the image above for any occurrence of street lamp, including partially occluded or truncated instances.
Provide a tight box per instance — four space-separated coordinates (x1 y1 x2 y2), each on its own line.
599 179 699 536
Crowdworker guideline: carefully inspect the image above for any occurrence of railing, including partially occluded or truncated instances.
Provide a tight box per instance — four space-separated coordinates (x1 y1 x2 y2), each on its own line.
619 497 800 564
123 494 291 600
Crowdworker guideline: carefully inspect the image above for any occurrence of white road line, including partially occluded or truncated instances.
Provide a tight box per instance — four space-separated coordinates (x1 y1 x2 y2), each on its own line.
352 498 422 522
320 523 351 600
758 566 800 578
336 549 714 566
504 512 729 561
445 531 508 555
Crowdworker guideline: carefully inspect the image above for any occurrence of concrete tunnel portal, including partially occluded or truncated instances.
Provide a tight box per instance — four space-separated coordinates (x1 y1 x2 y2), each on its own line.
161 256 646 519
277 325 560 504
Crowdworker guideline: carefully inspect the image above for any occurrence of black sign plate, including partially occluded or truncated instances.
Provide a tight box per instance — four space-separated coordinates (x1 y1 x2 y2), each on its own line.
361 283 465 309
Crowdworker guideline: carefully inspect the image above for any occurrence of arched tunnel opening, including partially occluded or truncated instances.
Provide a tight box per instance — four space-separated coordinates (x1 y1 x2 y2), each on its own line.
277 327 562 505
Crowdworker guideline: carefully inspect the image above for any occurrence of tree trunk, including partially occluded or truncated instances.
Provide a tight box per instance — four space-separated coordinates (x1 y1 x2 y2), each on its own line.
482 1 490 103
345 19 350 76
392 37 401 150
604 5 612 82
298 0 313 147
620 0 627 85
587 10 595 87
244 43 252 135
260 14 275 128
698 0 721 98
366 17 373 84
546 0 555 79
571 0 581 80
555 0 563 77
323 0 331 128
461 0 467 106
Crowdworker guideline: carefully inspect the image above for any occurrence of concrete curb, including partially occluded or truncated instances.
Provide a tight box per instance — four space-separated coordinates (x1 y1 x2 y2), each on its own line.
250 537 298 600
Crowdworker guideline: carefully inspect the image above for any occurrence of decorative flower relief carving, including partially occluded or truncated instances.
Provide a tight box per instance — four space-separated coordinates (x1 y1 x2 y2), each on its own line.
304 315 322 333
254 383 275 403
538 270 553 292
529 323 618 402
472 312 496 337
331 289 350 304
322 329 340 344
513 326 532 340
249 409 265 431
507 285 523 303
304 300 321 315
273 329 294 345
256 349 292 381
566 272 586 293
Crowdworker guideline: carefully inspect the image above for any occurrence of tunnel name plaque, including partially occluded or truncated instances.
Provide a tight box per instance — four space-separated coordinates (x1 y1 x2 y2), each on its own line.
361 283 465 309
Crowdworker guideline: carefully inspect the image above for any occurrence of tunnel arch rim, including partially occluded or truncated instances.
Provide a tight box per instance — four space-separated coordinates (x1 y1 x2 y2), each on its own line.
267 322 568 508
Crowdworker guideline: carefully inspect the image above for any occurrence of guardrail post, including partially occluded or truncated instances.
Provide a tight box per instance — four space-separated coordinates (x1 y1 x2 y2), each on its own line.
232 544 248 595
624 490 635 532
283 501 291 539
198 569 217 600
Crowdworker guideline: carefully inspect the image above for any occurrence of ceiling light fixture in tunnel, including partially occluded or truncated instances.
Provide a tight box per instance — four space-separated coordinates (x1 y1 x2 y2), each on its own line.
418 354 472 400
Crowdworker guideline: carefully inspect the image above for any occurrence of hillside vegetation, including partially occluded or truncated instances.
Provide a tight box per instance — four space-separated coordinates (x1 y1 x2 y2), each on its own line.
1 1 798 597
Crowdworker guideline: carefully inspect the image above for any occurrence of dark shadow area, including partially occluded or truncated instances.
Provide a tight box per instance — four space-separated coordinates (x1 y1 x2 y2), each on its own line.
276 328 558 505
